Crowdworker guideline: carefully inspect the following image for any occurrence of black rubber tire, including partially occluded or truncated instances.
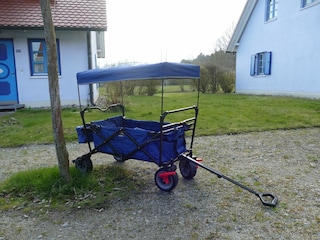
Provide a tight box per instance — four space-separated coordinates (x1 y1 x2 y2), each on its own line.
75 156 93 173
154 168 178 192
179 157 197 179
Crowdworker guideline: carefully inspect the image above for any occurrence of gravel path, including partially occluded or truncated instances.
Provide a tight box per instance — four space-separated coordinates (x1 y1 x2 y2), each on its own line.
0 128 320 239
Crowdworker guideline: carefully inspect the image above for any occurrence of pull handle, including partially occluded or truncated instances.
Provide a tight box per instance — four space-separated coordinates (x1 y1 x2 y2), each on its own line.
258 193 278 207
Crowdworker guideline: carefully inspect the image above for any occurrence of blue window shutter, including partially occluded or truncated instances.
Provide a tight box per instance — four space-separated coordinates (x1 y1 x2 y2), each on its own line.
264 52 272 75
250 55 256 76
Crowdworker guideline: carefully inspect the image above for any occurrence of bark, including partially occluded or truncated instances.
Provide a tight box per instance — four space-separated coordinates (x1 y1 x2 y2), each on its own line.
40 0 70 181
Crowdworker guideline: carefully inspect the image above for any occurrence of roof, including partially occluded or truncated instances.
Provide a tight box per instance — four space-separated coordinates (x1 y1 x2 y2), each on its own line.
77 62 201 85
226 0 258 53
0 0 107 31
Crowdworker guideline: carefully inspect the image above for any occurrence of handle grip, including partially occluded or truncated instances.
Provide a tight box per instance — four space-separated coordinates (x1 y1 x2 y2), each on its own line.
258 193 278 207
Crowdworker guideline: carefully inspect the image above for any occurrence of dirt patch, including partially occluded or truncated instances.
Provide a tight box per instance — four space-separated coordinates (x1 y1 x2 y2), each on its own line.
0 128 320 239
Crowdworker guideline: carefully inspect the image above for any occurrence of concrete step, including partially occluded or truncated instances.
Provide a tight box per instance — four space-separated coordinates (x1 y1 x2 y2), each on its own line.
0 103 25 111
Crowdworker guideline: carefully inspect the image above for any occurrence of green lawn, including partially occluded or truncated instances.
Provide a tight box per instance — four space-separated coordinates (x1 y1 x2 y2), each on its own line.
1 93 320 147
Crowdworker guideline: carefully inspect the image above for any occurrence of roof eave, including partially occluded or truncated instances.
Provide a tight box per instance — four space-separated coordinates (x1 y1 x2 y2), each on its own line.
0 26 107 31
226 0 258 53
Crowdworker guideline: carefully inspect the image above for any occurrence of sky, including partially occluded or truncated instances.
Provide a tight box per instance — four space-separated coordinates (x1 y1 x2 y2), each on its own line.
104 0 247 65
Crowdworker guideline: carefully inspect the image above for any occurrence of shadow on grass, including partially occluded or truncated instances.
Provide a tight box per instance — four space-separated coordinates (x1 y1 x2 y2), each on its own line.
0 165 145 210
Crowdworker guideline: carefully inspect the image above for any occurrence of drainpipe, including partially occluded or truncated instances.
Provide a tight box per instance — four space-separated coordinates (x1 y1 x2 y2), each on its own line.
86 31 95 106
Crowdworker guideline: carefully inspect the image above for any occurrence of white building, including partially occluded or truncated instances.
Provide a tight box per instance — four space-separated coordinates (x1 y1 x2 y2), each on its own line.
0 0 106 108
227 0 320 98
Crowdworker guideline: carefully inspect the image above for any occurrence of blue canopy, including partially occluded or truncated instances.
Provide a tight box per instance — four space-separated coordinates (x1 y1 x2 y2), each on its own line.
77 62 200 85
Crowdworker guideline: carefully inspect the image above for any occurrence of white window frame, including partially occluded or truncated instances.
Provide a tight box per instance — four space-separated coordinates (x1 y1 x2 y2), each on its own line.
266 0 278 21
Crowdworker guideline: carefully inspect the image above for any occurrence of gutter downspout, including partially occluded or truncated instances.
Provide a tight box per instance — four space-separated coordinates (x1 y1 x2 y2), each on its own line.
87 31 95 106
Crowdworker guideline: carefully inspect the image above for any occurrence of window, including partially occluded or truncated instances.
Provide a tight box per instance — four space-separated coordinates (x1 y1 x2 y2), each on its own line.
266 0 278 21
250 52 272 76
301 0 318 7
28 39 61 76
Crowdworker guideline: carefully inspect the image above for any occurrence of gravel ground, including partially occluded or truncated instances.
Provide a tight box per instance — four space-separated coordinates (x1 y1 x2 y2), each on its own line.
0 128 320 239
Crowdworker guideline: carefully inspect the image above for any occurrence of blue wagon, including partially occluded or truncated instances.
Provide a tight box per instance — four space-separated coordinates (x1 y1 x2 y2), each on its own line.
73 62 278 206
73 62 201 192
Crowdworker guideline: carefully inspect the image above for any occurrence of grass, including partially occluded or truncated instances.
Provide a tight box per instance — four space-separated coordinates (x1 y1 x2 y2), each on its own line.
1 92 320 209
1 93 320 147
0 165 144 210
197 94 320 134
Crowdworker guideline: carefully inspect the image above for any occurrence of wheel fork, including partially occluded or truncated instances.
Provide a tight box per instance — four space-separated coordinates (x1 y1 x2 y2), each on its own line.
158 171 177 184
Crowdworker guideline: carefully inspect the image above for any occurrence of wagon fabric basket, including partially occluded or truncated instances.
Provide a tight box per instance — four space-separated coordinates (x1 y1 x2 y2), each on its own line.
77 116 188 164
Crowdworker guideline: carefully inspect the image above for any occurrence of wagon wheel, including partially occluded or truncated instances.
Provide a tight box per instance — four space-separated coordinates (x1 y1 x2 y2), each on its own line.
154 168 178 192
75 156 93 173
179 157 197 179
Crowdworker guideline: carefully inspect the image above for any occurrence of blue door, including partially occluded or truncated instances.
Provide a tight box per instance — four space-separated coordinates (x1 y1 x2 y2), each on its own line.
0 39 18 104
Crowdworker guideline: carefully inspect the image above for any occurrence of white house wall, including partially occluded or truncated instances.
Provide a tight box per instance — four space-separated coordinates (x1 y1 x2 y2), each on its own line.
1 29 92 107
236 1 320 98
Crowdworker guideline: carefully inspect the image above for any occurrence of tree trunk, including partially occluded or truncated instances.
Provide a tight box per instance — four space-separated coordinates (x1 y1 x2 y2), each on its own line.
40 0 70 182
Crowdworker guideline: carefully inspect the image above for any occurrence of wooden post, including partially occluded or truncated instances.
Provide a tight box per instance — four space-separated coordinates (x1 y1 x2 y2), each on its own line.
40 0 70 181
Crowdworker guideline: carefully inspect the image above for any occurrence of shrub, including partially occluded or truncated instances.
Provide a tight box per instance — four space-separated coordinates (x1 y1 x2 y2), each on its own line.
200 67 210 93
137 80 160 96
218 71 235 93
104 82 123 104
